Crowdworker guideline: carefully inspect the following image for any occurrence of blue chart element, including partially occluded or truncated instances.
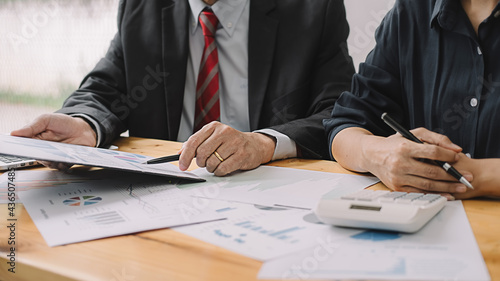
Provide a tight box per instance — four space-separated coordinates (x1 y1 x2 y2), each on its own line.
97 149 119 155
214 229 231 238
215 207 237 213
350 230 401 242
303 213 325 225
254 204 288 211
235 221 304 242
269 227 302 238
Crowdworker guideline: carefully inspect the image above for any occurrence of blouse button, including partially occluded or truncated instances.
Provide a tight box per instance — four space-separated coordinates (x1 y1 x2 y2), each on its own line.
470 98 478 107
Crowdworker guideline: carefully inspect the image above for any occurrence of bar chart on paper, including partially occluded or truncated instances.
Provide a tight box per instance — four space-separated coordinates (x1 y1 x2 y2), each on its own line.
233 221 304 243
18 175 224 246
175 200 361 261
75 210 126 226
259 201 491 281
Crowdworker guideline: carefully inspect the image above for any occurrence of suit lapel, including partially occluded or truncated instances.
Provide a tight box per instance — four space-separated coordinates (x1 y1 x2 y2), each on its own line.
248 0 278 130
162 0 189 140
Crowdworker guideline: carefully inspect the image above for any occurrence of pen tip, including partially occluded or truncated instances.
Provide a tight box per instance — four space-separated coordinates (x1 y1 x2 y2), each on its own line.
460 177 474 190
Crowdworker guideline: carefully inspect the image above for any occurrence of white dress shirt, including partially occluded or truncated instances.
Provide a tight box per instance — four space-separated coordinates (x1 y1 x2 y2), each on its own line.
180 0 297 160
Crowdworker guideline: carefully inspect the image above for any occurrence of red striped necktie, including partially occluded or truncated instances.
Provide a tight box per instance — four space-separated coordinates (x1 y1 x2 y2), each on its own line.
194 10 220 133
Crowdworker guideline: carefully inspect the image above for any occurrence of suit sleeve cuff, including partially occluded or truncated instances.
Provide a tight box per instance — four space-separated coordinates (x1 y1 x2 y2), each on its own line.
70 114 102 147
254 129 298 161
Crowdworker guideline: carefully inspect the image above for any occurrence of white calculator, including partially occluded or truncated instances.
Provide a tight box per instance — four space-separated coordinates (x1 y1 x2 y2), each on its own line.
314 189 447 233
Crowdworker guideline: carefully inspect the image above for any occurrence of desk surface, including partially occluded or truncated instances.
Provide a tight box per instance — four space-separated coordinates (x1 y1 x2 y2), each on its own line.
0 137 499 281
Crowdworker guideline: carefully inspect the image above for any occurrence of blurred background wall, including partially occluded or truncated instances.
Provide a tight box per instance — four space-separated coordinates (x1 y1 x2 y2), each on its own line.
0 0 395 133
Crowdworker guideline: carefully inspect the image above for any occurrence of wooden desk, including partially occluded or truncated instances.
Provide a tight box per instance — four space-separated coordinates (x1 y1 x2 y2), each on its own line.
1 137 499 281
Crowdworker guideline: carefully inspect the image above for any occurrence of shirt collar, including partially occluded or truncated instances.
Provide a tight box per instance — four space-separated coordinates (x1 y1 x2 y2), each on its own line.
430 0 459 30
430 0 445 27
431 0 500 30
188 0 248 37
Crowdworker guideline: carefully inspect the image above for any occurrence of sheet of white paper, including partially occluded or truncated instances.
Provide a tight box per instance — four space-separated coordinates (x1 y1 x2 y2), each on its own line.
174 199 362 261
180 166 379 209
18 174 224 246
0 134 202 181
258 201 490 281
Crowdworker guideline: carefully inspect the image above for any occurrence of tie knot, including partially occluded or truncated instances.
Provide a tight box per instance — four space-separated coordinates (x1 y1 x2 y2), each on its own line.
199 10 219 37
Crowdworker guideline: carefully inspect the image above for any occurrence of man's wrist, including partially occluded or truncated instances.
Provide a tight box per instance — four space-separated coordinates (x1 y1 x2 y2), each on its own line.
253 129 297 160
70 114 101 147
252 132 276 164
73 117 98 147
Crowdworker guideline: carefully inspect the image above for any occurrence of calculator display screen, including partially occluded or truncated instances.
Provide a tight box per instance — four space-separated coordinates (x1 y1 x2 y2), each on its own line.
349 205 382 211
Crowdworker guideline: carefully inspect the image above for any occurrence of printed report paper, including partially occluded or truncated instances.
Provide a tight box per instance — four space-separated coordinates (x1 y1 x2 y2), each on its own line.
0 134 202 182
258 201 490 281
18 173 224 246
175 199 362 261
182 166 379 209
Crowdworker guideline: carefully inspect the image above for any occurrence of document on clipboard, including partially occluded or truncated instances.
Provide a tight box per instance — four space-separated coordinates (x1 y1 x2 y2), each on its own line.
0 134 204 182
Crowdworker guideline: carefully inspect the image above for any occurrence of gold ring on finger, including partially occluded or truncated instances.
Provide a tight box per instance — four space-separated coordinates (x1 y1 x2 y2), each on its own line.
213 151 224 162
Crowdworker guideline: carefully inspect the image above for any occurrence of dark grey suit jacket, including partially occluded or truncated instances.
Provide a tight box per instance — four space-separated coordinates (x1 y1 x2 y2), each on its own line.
58 0 354 159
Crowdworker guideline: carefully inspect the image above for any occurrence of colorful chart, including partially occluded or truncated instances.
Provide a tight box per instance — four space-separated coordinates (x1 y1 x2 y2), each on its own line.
350 230 401 242
63 196 102 206
96 149 148 163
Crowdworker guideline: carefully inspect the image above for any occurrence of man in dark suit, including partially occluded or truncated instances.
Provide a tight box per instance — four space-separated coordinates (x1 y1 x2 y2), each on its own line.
12 0 354 176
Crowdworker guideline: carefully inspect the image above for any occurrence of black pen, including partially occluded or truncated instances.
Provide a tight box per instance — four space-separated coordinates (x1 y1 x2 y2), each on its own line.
381 112 474 189
142 154 180 164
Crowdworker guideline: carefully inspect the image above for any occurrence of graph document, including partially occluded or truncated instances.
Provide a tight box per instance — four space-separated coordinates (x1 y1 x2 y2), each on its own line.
0 169 94 203
0 134 202 181
258 201 490 281
18 172 224 246
175 199 361 261
181 166 379 209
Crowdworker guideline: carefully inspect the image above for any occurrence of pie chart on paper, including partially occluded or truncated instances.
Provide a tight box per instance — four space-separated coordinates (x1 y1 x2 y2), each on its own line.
63 196 102 206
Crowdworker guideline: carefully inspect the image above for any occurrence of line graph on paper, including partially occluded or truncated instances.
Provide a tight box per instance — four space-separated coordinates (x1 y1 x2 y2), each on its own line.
123 184 161 214
18 176 224 246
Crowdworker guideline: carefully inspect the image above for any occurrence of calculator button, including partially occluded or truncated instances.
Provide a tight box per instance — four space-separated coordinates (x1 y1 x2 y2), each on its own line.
355 191 373 200
341 190 365 200
412 194 442 205
354 190 389 201
423 194 441 201
412 200 431 206
378 191 406 202
395 193 424 203
340 194 356 200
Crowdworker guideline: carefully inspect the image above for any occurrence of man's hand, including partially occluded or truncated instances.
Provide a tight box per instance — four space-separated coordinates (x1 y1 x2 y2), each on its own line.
11 113 97 147
10 113 98 171
178 122 276 176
